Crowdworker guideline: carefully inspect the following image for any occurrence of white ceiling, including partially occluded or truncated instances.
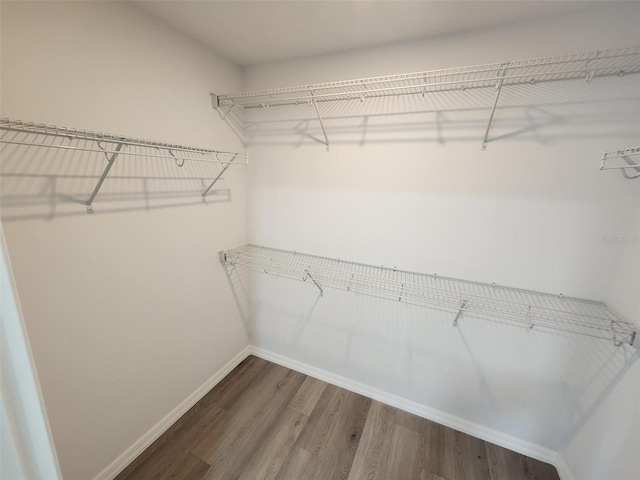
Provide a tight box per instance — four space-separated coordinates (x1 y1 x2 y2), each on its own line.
134 1 612 67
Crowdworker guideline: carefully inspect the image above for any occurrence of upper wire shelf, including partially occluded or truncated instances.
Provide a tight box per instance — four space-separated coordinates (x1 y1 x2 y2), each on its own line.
215 46 640 109
220 244 639 348
600 146 640 180
213 46 640 150
0 118 248 213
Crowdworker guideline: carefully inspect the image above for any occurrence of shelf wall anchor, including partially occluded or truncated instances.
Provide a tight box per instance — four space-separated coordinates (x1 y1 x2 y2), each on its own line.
481 66 508 150
310 90 330 151
453 299 468 327
85 142 124 214
202 154 238 199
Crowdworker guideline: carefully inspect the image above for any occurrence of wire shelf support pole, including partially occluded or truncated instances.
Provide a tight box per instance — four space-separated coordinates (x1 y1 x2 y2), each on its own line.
202 154 238 199
481 65 507 150
86 142 124 214
310 90 330 151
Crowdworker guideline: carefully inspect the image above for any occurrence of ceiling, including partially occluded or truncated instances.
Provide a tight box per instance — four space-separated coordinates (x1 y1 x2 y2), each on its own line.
134 1 613 67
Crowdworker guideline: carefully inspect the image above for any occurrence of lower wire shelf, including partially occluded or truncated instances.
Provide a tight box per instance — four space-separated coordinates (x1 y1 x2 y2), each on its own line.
220 244 638 348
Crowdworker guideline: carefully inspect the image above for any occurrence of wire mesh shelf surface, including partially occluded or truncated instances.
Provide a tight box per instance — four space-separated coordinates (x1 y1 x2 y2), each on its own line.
215 46 640 109
1 118 248 212
0 118 249 165
221 244 638 347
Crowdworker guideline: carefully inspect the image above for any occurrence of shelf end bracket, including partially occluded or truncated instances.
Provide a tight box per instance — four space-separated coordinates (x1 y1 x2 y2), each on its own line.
453 299 468 327
310 91 330 151
211 93 234 120
85 142 124 214
305 270 324 296
621 155 640 180
481 66 508 150
202 154 238 199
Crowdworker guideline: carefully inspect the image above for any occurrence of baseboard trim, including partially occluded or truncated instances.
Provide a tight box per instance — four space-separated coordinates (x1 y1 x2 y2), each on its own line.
92 345 252 480
94 345 570 480
555 454 576 480
249 346 560 466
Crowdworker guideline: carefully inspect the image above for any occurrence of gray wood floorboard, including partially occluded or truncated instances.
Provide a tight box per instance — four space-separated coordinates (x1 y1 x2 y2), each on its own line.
116 356 561 480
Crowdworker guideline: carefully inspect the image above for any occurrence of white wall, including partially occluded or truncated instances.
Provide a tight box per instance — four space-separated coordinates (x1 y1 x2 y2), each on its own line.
1 2 249 479
1 225 61 480
560 201 639 480
243 3 640 477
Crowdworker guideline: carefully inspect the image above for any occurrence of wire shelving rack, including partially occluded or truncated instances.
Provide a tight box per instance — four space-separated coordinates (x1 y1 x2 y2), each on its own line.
220 244 639 348
212 46 640 150
0 118 248 213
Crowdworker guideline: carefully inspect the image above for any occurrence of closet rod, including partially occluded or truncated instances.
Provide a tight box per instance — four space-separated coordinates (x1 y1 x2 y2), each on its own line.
220 244 639 348
214 46 640 109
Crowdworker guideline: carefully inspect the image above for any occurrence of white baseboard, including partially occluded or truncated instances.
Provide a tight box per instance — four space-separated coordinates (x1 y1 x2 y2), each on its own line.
249 346 560 467
95 344 570 480
92 345 252 480
555 454 576 480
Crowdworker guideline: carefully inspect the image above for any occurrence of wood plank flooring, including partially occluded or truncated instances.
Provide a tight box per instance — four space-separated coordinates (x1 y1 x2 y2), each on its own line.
115 356 560 480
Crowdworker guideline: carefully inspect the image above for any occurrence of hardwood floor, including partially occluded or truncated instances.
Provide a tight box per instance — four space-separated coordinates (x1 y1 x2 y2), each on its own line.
115 356 560 480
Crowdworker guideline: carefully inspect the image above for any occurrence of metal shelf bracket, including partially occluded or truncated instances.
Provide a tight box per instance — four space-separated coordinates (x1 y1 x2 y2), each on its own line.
211 93 235 121
600 146 640 179
305 269 324 296
86 142 124 214
310 91 330 151
202 154 238 199
481 66 508 150
453 299 468 327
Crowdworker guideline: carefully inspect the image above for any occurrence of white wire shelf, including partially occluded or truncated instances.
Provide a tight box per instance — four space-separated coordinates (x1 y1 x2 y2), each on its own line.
214 47 640 109
0 118 248 213
600 146 640 180
220 244 639 348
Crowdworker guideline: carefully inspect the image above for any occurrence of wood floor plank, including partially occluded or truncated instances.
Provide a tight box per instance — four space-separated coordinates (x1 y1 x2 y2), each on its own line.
454 431 491 480
485 442 526 480
520 455 561 480
347 400 396 480
273 447 313 480
237 408 308 480
192 364 306 479
115 405 224 480
455 432 492 480
285 384 372 479
205 355 270 411
117 359 561 480
386 424 423 479
394 408 432 435
166 454 210 480
419 470 448 480
425 422 457 479
288 376 327 416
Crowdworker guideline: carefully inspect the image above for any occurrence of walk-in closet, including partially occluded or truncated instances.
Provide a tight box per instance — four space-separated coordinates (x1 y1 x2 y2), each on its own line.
1 2 638 480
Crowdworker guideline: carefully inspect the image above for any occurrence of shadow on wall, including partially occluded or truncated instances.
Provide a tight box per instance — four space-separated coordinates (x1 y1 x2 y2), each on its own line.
221 260 638 451
0 135 232 221
217 78 640 150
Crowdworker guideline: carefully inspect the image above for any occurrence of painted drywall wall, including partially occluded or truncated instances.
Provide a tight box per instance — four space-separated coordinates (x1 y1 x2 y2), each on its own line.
1 226 61 480
0 2 249 479
559 201 639 480
241 2 640 475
